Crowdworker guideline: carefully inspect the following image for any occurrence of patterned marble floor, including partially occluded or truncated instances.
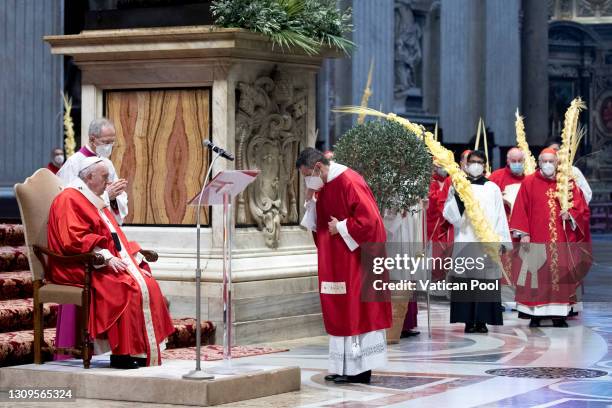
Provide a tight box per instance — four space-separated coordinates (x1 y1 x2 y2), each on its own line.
2 301 611 408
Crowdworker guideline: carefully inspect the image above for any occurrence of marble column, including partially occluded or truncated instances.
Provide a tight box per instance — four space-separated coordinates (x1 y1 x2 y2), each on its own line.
317 0 395 147
351 0 395 119
440 0 485 144
521 0 549 145
485 0 521 151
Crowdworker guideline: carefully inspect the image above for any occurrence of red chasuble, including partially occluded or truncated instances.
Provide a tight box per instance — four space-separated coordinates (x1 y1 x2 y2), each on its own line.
47 187 175 365
489 166 525 220
314 168 392 337
509 171 592 310
427 173 453 242
427 173 453 281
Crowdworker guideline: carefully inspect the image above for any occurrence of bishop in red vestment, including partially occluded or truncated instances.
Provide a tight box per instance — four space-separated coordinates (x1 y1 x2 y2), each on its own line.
48 158 174 368
509 148 591 327
297 148 391 384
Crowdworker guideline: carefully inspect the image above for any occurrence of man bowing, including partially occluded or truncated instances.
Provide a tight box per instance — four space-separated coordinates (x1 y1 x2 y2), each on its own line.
297 148 391 384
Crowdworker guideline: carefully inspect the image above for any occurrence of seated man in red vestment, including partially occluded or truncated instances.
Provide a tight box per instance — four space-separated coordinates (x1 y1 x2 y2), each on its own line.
47 157 175 369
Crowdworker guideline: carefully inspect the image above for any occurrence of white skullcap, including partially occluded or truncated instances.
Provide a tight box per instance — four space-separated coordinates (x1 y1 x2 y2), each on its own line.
78 157 104 173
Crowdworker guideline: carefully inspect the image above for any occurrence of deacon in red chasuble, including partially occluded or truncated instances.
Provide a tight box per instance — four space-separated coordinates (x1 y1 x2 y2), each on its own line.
297 148 391 384
48 157 174 369
509 148 591 327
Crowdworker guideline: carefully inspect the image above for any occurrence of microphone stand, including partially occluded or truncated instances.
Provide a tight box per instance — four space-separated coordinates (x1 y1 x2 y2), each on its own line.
183 151 221 380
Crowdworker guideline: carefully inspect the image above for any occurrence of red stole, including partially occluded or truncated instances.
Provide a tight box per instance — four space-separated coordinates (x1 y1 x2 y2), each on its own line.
47 188 174 363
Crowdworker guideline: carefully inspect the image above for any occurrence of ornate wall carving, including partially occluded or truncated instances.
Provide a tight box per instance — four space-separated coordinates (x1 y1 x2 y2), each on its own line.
235 70 306 248
550 0 612 20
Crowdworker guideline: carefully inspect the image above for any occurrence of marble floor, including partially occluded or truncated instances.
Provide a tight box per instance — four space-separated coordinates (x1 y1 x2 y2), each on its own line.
2 301 611 408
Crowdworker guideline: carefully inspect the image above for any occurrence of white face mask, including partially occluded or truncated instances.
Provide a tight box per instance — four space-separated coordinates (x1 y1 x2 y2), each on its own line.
540 162 556 177
467 163 484 178
305 167 324 191
96 143 113 158
53 154 65 165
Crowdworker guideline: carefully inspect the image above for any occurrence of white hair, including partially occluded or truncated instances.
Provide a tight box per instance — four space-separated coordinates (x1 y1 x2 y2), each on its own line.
88 117 115 139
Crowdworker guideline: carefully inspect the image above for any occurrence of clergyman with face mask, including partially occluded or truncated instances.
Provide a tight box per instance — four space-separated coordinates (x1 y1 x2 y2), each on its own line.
296 147 391 385
489 147 526 221
46 147 65 175
509 148 591 328
443 150 512 334
57 117 128 225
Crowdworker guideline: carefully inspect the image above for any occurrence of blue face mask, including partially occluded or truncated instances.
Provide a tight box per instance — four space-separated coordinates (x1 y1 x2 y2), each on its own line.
509 162 524 175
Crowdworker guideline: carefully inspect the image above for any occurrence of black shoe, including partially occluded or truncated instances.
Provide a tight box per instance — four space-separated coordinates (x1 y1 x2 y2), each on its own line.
553 318 569 328
529 318 541 328
110 354 139 369
464 323 476 333
324 374 340 381
568 310 579 317
400 330 420 338
475 323 488 334
333 370 371 384
134 357 148 367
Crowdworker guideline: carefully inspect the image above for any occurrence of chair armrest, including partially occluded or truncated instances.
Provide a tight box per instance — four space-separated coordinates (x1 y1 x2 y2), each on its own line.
139 249 158 262
33 245 105 267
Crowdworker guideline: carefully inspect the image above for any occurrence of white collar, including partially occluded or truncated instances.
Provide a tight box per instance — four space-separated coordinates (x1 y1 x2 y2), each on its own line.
326 161 348 183
68 178 108 210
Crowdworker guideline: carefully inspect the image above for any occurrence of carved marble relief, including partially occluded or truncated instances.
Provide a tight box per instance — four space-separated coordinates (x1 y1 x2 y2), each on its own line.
550 0 612 19
235 71 305 248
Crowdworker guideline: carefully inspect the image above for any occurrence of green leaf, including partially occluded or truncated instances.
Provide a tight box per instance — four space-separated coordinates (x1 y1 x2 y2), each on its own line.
333 121 432 212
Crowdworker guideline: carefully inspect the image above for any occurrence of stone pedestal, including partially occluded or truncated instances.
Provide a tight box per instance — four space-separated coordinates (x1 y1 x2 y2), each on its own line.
44 27 335 344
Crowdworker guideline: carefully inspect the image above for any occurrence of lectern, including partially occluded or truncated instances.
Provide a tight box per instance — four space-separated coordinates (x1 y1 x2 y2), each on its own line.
183 169 259 379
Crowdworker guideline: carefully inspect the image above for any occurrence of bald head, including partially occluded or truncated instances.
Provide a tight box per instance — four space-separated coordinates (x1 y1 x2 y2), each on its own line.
507 148 524 161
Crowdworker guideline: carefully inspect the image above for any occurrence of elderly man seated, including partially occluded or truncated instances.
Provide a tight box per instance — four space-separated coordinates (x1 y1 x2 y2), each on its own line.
47 157 174 369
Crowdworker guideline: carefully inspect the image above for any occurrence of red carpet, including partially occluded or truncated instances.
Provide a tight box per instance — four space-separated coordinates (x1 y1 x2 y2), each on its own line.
162 345 289 361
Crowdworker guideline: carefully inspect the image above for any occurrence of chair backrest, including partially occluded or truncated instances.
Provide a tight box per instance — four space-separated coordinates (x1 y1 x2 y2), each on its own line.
14 169 64 281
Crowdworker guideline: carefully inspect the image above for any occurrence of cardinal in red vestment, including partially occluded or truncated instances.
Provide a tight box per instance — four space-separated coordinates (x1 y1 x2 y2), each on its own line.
509 148 591 328
297 148 391 384
489 147 526 221
47 157 174 368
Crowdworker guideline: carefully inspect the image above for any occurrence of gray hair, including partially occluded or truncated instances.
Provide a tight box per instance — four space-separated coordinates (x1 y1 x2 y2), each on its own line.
78 161 105 181
88 117 115 139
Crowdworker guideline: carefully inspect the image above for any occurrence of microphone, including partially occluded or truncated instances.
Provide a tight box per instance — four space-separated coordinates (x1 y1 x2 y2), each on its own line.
203 140 235 161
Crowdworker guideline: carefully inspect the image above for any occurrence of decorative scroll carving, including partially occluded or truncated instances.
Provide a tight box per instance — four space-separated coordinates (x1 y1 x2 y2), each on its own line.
235 71 305 248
